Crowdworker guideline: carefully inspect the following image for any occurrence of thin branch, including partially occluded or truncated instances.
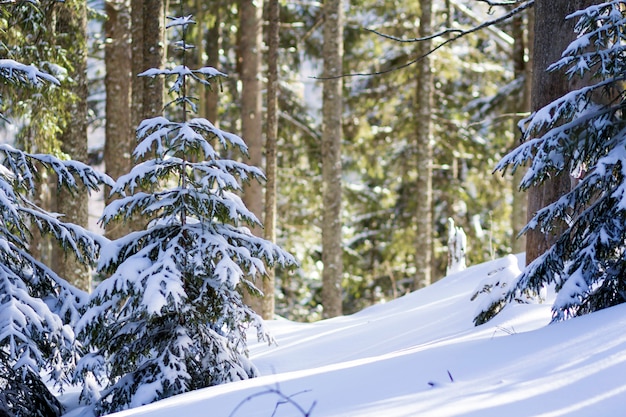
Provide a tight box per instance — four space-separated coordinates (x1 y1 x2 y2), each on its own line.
313 0 534 79
474 0 527 6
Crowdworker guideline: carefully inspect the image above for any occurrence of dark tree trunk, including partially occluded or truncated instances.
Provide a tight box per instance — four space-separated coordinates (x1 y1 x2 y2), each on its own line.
53 0 90 290
142 0 165 118
510 5 531 254
105 0 133 240
526 0 595 265
238 0 265 314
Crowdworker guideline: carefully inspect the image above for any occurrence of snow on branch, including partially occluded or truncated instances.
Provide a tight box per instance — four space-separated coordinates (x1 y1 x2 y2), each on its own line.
0 59 59 87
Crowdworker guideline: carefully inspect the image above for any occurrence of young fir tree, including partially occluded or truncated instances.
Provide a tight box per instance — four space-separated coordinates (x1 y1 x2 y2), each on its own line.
75 14 297 413
474 1 626 324
0 59 110 416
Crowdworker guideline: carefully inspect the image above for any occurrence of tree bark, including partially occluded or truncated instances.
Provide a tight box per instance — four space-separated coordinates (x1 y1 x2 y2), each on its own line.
131 0 144 129
526 0 595 265
204 1 221 125
142 0 165 119
104 0 133 240
510 5 530 254
238 0 265 314
321 0 344 318
262 0 280 320
53 0 90 291
126 0 164 233
413 0 433 290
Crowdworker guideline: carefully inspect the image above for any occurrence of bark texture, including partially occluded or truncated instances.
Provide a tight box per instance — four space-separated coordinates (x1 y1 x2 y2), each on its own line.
510 6 531 254
105 0 133 240
413 0 433 290
142 0 165 119
53 0 90 290
131 0 144 129
127 0 164 233
238 0 264 313
262 0 280 320
321 0 344 318
204 3 221 125
525 0 595 265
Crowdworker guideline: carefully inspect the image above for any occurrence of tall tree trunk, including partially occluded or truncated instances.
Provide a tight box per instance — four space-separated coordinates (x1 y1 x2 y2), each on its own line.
53 0 90 291
142 0 165 118
321 0 344 318
262 0 280 320
131 0 144 129
413 0 433 290
510 5 531 254
526 0 594 265
238 0 264 314
204 0 221 125
126 0 164 233
104 0 133 240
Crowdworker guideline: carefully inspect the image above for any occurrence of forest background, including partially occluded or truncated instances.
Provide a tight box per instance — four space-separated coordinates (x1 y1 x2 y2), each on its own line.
1 0 529 322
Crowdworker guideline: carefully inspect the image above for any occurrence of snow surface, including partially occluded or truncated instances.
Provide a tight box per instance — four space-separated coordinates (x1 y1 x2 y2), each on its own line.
63 254 626 416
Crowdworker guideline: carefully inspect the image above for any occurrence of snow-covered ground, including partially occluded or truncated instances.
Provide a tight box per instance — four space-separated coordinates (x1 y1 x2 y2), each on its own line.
64 254 626 416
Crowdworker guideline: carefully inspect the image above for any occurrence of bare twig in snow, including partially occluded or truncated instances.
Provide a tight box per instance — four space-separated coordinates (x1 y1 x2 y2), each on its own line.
229 383 317 417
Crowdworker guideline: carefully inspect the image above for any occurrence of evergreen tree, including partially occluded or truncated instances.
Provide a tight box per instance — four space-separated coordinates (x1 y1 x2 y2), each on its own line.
474 1 626 324
0 59 110 416
75 13 296 413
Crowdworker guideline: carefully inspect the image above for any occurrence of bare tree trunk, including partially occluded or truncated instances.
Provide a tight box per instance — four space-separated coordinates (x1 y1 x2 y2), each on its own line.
131 0 144 129
238 0 265 313
321 0 344 318
105 0 133 240
53 0 90 291
526 0 594 265
510 5 531 254
413 0 433 290
125 0 164 234
204 1 221 125
142 0 165 118
262 0 280 320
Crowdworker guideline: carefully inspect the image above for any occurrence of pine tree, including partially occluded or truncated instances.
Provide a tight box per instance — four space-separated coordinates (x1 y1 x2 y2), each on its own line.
75 13 297 413
474 1 626 324
0 59 111 416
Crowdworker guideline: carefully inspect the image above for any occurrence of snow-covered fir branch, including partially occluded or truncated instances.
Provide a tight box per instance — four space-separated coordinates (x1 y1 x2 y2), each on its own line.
0 51 113 415
475 1 626 324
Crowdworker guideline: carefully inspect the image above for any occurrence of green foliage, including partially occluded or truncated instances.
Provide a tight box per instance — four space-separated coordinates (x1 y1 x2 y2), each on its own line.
474 1 626 324
0 43 111 415
0 0 75 153
336 2 516 314
0 351 63 417
75 13 296 413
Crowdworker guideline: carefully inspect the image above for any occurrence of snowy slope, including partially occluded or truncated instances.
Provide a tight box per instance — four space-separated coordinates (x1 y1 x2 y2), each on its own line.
65 254 626 416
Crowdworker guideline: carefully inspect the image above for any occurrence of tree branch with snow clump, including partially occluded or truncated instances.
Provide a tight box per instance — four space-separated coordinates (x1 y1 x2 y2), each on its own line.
475 1 626 324
0 53 113 416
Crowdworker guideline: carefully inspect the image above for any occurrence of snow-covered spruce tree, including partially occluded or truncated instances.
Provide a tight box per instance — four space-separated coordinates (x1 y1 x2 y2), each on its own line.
0 59 111 416
474 2 626 324
75 14 297 413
